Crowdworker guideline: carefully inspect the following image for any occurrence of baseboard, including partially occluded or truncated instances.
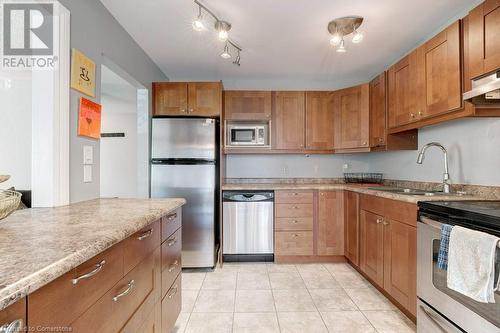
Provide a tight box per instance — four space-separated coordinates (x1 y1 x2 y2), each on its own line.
274 255 347 264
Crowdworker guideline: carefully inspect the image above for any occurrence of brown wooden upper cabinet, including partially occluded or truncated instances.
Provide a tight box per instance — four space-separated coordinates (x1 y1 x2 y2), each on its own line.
468 0 500 80
333 84 370 149
369 73 387 147
153 82 221 117
387 51 424 128
273 91 306 149
224 91 272 120
421 20 462 118
305 92 335 150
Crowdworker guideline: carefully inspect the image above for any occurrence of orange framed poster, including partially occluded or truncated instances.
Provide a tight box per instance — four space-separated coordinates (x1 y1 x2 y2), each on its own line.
78 97 102 139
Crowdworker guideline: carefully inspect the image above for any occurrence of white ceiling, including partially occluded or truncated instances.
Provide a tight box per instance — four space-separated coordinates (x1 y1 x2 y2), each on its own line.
101 0 477 90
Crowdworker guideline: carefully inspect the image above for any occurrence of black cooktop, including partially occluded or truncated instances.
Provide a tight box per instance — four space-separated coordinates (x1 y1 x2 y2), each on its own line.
418 201 500 235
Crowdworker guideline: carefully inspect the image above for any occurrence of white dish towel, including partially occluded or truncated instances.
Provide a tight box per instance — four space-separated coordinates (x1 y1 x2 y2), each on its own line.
447 225 500 303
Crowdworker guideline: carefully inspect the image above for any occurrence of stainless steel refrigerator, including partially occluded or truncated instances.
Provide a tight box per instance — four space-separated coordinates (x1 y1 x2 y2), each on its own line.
151 118 218 268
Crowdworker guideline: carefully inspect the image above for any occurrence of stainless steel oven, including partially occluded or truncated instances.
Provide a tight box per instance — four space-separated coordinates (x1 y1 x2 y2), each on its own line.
417 201 500 333
226 122 270 147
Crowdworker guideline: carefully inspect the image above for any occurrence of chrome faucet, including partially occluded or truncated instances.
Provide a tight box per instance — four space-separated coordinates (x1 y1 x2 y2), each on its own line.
416 142 451 193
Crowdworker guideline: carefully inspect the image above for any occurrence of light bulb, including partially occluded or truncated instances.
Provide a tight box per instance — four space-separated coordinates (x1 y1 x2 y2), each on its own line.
192 17 205 31
330 32 342 46
220 44 231 59
336 39 346 53
218 29 229 42
352 30 363 43
192 6 205 32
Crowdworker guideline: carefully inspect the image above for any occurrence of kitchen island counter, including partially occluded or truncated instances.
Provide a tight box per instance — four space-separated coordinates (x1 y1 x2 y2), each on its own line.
0 198 185 310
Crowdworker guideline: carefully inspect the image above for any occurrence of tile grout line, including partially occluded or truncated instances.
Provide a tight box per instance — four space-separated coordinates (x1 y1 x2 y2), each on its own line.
183 271 208 333
267 263 282 333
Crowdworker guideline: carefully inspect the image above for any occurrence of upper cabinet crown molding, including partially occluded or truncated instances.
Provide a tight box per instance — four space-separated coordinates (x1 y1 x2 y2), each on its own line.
153 81 221 117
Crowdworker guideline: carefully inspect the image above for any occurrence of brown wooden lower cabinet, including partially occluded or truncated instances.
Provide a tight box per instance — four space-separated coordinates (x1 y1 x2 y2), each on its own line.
344 191 359 266
317 191 344 255
358 194 417 317
359 209 385 287
275 190 345 261
26 211 182 333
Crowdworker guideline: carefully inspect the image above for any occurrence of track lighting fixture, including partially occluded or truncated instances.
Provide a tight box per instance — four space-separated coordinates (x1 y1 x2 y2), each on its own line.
327 16 364 53
192 5 205 31
220 42 231 59
192 0 243 66
233 51 241 66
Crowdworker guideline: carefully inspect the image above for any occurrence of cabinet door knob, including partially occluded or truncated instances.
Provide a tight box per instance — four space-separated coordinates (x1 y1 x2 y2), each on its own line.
418 111 423 116
376 218 383 224
362 141 367 146
168 260 179 272
410 113 415 118
383 221 390 226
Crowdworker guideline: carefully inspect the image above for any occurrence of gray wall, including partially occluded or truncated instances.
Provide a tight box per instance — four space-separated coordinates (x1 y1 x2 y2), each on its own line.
58 0 168 203
226 118 500 186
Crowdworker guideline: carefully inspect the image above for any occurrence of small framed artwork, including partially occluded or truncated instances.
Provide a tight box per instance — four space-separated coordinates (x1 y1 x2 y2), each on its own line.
78 97 101 139
71 48 96 97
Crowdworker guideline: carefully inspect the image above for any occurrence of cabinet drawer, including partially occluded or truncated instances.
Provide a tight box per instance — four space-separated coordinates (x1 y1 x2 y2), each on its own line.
161 274 182 333
359 194 385 216
28 243 124 328
275 231 313 256
0 298 26 332
275 203 313 218
275 191 314 204
275 217 313 231
124 220 161 273
162 208 181 242
123 301 161 333
161 228 182 298
71 249 161 333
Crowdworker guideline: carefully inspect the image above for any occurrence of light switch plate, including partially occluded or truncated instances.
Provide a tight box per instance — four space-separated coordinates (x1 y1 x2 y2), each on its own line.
83 165 92 183
83 145 93 165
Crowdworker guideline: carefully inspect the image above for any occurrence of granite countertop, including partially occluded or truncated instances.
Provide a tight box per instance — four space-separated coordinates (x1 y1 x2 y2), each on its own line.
222 183 485 204
0 198 185 311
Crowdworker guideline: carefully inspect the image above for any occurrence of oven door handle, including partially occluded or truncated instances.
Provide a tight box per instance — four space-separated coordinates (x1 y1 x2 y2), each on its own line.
420 216 443 231
420 305 450 333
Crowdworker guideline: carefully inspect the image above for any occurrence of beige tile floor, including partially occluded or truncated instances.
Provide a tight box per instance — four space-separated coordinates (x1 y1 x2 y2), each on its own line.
174 262 416 333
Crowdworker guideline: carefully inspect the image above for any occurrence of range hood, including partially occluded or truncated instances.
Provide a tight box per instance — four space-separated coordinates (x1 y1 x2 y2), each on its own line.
463 71 500 106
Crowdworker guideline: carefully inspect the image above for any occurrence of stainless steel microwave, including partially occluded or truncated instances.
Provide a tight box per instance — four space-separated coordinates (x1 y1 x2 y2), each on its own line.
226 122 270 147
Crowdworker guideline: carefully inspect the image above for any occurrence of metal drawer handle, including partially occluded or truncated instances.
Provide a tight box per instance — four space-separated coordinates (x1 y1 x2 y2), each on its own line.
292 192 298 196
167 237 177 247
292 234 299 238
0 319 22 333
292 206 299 209
113 280 135 302
167 285 178 299
383 221 389 226
72 260 106 285
420 306 448 333
168 260 179 272
166 213 177 221
291 220 298 224
137 229 153 241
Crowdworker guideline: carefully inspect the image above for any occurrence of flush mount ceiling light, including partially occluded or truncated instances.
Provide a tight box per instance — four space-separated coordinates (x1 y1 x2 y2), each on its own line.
328 16 364 53
192 0 243 66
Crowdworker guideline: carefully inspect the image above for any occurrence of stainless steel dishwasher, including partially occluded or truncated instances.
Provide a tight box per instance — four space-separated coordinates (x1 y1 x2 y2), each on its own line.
222 191 274 262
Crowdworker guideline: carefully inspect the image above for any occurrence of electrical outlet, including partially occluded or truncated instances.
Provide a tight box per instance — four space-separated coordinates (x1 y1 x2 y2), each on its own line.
343 163 350 170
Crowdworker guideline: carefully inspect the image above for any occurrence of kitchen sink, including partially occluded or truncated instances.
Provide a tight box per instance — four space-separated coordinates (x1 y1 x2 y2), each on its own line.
367 187 466 196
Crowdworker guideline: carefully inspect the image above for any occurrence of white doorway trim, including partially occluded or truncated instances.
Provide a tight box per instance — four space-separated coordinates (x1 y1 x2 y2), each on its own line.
31 2 70 207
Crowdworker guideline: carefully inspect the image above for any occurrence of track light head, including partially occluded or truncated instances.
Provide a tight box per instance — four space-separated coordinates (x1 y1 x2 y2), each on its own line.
192 6 205 31
215 20 231 41
220 43 231 59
